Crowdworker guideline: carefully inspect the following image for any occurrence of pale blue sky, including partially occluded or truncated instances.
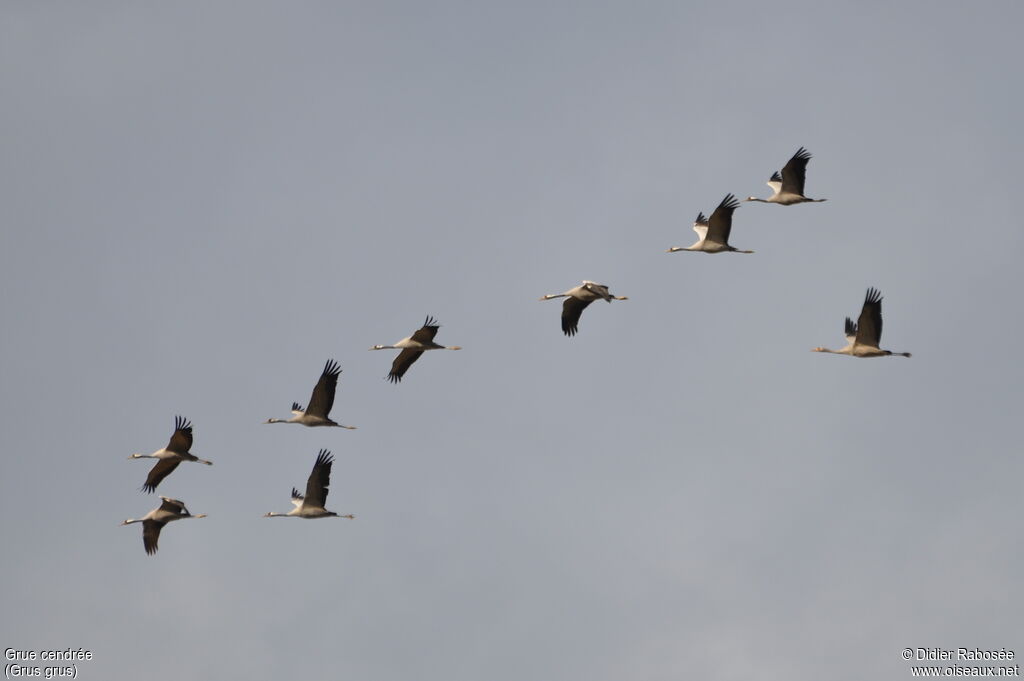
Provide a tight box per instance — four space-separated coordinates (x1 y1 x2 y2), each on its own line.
2 2 1022 679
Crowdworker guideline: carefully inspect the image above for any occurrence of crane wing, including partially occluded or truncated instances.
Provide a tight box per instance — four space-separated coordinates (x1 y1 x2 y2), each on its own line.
142 459 181 494
844 317 857 345
409 316 440 344
691 212 709 241
855 288 883 347
582 281 613 301
305 359 341 418
158 497 188 514
304 449 333 508
561 296 593 336
705 194 740 245
166 416 193 454
780 147 811 195
142 519 163 555
388 348 424 383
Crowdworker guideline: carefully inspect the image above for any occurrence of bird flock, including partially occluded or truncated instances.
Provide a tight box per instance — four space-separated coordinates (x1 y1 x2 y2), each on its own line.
121 147 911 554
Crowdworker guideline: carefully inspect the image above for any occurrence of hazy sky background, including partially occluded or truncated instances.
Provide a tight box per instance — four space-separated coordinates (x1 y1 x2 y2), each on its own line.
2 2 1022 679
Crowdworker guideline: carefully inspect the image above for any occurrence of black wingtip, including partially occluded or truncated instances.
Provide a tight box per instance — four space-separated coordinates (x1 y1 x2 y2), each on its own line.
423 315 439 328
720 193 740 210
174 415 192 432
793 146 812 160
864 287 883 304
323 359 341 377
386 372 402 384
315 449 334 467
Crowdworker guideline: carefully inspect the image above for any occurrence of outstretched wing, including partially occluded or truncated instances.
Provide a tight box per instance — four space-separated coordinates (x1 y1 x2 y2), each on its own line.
409 316 440 344
142 519 163 555
388 348 424 383
305 359 341 418
582 281 612 302
855 288 883 347
691 212 709 241
166 416 193 454
561 297 593 337
705 194 740 245
158 497 188 514
142 459 181 494
844 317 857 345
779 147 811 195
304 449 333 508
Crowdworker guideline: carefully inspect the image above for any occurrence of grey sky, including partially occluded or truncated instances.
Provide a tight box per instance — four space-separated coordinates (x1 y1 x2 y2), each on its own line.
2 2 1022 680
